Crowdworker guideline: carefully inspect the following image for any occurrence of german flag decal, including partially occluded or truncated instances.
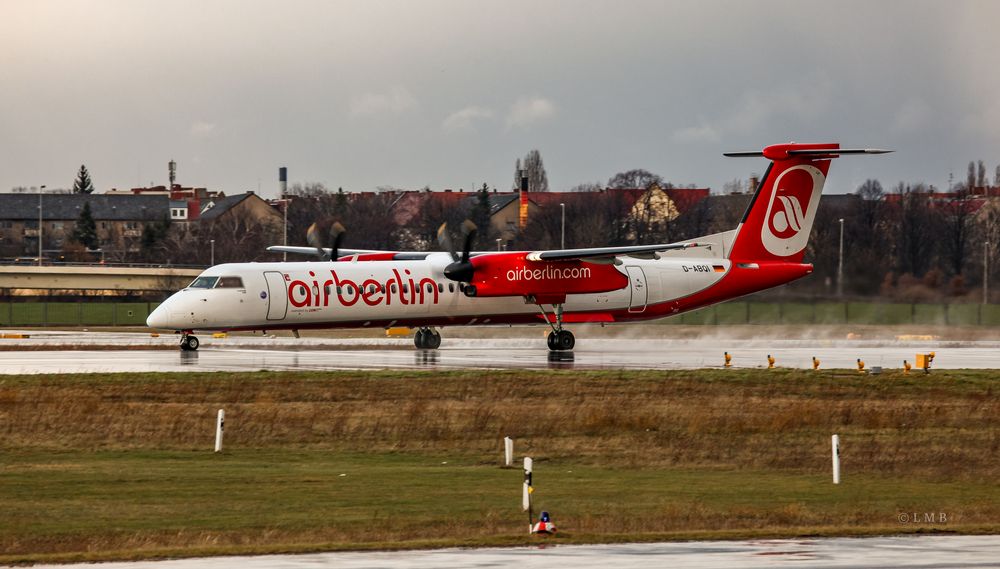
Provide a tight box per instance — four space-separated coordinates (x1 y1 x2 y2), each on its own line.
713 265 726 272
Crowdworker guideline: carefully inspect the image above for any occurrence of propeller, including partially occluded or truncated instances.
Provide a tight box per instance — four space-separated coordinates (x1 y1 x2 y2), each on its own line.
437 219 477 281
306 219 345 261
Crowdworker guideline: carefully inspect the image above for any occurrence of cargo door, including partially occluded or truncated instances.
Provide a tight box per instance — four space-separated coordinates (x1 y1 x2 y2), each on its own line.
626 266 647 313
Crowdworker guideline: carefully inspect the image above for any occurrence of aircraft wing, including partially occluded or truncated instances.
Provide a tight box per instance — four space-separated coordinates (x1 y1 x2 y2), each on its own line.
525 242 706 263
266 245 389 257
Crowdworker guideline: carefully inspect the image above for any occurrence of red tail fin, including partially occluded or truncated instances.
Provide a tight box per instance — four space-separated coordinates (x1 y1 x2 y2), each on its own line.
727 142 838 263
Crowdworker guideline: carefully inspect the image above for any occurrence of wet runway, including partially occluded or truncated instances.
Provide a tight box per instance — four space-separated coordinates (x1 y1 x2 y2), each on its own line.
23 535 1000 568
0 329 997 373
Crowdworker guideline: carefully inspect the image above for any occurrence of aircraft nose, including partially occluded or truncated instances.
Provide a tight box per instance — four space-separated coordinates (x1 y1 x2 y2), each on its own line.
147 303 170 329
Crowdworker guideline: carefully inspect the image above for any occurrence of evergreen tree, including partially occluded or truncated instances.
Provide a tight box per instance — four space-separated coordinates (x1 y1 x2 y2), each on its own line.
472 183 492 248
73 165 95 194
70 202 98 249
334 187 348 215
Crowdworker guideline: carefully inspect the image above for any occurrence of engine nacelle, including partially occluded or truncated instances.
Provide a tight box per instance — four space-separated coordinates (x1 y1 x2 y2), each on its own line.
465 253 628 297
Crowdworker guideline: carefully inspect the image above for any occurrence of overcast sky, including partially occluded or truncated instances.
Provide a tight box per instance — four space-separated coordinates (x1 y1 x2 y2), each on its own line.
3 0 1000 198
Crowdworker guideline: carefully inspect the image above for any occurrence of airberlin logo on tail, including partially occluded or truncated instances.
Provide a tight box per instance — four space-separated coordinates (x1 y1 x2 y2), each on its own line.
772 195 805 234
760 165 826 257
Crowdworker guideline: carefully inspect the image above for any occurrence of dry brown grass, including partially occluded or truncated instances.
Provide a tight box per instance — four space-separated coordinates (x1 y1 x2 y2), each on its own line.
1 369 996 480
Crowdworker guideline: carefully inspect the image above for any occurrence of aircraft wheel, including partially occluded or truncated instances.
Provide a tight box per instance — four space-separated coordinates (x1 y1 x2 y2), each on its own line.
181 335 200 351
556 330 575 351
414 329 427 349
546 331 558 351
426 330 441 349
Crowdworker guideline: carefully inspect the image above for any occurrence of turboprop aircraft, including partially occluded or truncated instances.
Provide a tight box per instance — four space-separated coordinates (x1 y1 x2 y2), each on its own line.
147 142 889 351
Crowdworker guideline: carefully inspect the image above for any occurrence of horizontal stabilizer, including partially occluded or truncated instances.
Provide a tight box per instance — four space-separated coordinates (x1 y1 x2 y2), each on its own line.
724 148 893 158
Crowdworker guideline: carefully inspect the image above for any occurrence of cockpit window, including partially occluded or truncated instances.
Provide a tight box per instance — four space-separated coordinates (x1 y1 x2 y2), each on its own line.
215 276 245 289
188 276 219 289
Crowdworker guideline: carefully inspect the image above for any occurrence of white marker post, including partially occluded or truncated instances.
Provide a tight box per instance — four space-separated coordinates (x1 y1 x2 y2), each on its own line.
523 457 533 533
504 437 513 467
832 434 840 484
215 409 225 453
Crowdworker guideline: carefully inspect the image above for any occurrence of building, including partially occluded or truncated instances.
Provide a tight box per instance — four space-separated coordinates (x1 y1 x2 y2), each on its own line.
0 194 169 259
105 184 226 222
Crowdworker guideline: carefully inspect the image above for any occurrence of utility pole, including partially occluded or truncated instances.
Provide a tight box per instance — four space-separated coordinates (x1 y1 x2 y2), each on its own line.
984 241 990 305
210 239 216 266
837 218 845 297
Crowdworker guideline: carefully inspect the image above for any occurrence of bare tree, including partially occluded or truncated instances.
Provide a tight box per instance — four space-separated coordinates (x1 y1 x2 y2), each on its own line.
513 150 549 192
892 183 937 277
978 160 987 188
607 169 663 189
967 161 976 190
941 185 975 276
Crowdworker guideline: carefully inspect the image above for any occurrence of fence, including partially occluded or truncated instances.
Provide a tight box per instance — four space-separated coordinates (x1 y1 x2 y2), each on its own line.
1 300 1000 327
667 301 1000 326
0 302 160 327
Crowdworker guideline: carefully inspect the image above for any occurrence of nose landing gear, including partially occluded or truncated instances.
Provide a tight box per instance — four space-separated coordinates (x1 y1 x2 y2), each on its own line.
414 327 441 350
180 333 200 351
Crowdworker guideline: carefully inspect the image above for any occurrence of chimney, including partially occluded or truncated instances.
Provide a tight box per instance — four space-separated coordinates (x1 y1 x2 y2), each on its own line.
519 169 529 230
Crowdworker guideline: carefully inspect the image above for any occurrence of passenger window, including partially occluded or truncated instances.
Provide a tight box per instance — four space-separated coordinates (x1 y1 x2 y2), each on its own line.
215 276 245 288
188 276 219 289
337 286 342 294
324 285 331 295
437 283 443 293
448 283 455 293
426 283 433 293
299 285 307 296
403 284 409 293
391 284 397 293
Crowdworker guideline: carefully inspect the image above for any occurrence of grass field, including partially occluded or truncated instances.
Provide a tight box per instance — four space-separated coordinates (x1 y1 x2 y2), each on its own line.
0 369 997 564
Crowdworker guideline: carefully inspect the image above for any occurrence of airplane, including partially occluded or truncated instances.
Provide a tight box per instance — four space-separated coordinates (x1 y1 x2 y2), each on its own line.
146 142 890 351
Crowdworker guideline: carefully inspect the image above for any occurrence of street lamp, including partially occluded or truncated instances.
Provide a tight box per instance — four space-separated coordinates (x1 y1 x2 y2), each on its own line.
560 203 566 249
37 185 46 266
984 241 990 305
210 239 216 266
837 218 845 297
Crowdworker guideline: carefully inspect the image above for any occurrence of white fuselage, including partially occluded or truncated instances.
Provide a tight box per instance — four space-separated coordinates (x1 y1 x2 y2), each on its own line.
147 252 730 332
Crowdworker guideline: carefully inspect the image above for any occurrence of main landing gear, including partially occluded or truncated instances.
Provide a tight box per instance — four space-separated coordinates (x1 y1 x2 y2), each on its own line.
414 327 441 350
539 303 575 352
180 332 200 351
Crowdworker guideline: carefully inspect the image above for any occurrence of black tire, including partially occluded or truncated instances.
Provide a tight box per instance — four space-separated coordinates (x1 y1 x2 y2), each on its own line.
182 335 200 351
557 330 575 351
414 330 426 349
547 331 558 351
426 331 441 349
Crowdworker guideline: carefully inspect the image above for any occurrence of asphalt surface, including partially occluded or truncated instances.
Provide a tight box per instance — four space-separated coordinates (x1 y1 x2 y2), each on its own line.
21 536 1000 568
0 329 996 373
